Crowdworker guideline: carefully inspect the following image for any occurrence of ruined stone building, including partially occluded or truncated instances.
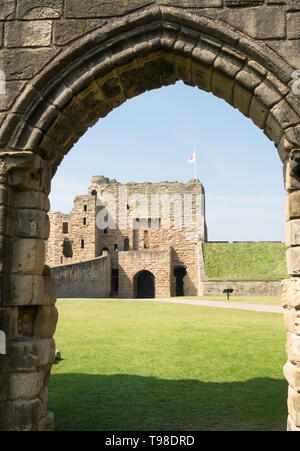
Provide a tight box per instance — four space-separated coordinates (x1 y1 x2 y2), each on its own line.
46 176 206 298
2 0 300 432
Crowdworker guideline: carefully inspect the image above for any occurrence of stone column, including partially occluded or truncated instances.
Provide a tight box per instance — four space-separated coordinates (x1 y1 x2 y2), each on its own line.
0 150 57 431
283 147 300 431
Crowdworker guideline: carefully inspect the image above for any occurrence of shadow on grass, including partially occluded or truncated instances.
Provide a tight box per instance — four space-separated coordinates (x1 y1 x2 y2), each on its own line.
48 373 288 431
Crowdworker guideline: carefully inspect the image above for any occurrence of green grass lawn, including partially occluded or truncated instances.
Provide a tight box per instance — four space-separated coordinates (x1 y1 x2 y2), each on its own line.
48 299 288 431
202 242 288 281
175 296 282 306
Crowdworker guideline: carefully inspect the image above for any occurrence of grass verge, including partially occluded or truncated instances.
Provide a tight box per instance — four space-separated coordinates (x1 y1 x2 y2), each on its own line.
48 299 287 431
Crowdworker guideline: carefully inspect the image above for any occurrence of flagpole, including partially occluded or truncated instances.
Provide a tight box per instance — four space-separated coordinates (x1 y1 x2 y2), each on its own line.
188 151 197 179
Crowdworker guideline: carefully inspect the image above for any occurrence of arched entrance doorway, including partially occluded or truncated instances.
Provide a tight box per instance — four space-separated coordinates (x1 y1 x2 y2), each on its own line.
0 3 299 431
135 270 155 299
174 266 187 297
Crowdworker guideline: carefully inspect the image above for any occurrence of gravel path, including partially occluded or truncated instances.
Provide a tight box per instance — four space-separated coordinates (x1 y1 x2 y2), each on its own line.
137 298 283 314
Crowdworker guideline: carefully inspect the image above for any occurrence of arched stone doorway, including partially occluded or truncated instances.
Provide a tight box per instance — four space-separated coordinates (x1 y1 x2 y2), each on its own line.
174 266 187 297
0 2 299 431
134 270 155 299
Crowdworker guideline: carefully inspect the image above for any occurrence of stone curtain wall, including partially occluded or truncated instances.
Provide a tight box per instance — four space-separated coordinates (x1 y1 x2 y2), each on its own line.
197 243 283 295
0 0 300 432
51 255 111 298
201 280 282 296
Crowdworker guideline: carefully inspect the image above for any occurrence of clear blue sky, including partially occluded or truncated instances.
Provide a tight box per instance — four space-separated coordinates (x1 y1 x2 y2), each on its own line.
50 81 286 242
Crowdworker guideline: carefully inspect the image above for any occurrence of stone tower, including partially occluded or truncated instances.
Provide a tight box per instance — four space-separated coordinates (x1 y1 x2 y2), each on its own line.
47 176 207 297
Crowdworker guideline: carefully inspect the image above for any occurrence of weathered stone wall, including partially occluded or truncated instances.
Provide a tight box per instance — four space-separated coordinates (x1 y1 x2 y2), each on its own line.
0 151 57 431
201 280 282 296
47 175 205 297
46 195 97 266
51 254 111 298
118 249 172 298
0 0 298 165
0 0 300 432
92 176 205 297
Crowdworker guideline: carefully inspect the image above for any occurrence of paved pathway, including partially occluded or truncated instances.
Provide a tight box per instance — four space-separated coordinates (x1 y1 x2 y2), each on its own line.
138 298 283 314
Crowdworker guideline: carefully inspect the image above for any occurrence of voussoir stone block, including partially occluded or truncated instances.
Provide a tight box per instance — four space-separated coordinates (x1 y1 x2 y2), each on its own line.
270 100 300 136
264 113 283 145
212 53 244 104
233 82 255 117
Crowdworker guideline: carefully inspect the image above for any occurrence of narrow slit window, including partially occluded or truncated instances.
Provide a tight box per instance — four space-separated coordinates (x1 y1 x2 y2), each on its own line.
81 239 85 249
83 218 87 225
62 222 68 234
144 230 149 249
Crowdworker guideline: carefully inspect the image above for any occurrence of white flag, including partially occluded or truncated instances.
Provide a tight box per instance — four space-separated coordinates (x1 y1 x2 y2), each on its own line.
188 153 196 163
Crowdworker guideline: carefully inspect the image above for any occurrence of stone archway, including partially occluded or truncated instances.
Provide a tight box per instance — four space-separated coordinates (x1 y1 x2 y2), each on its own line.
0 2 300 431
174 266 187 297
134 270 155 299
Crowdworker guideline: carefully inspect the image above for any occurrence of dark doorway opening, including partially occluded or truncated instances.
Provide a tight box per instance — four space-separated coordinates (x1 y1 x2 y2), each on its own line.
174 266 187 296
62 239 73 258
111 269 119 296
135 270 155 299
123 238 129 251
